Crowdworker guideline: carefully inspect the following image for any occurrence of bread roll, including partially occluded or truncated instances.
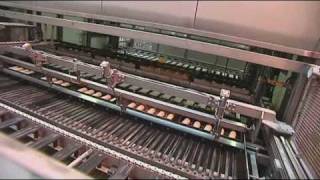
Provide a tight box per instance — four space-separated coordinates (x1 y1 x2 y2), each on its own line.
228 131 237 139
204 124 213 132
136 105 145 111
147 108 156 115
20 69 29 74
84 89 95 95
101 94 112 101
54 80 64 85
128 102 137 108
92 92 102 97
26 70 34 74
21 69 34 74
10 66 21 71
61 82 71 87
16 67 24 71
182 118 191 125
193 121 201 128
110 97 117 103
16 67 25 72
157 111 165 118
78 87 88 92
22 43 32 50
166 113 175 120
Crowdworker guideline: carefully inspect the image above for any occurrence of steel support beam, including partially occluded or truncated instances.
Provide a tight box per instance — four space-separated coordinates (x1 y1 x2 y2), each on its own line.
0 9 312 73
0 1 319 59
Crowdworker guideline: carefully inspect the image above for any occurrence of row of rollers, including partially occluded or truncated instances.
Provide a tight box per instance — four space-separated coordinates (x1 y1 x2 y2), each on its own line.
7 66 238 140
34 97 241 179
0 83 241 178
123 49 244 82
0 107 133 179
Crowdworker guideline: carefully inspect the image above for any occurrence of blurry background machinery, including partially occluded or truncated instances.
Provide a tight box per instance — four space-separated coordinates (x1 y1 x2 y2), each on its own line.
0 1 319 179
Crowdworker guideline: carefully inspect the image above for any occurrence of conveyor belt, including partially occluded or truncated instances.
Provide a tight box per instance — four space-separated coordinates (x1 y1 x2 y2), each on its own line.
35 44 253 103
0 73 250 179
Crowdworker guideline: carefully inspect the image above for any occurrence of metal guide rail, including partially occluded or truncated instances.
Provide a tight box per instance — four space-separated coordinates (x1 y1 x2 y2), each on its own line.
0 75 258 179
1 62 247 150
35 44 254 103
262 126 315 179
1 45 277 119
0 44 281 145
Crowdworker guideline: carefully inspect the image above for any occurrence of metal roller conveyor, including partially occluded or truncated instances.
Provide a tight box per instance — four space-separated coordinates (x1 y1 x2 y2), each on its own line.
1 67 249 150
0 73 254 179
0 48 315 179
0 48 279 142
0 46 277 120
0 4 318 178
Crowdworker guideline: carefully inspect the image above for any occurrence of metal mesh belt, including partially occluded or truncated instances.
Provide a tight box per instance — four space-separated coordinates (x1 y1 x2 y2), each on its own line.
293 77 320 178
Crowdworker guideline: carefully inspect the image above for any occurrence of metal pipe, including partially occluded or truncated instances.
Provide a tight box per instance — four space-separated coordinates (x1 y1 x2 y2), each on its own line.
243 135 250 180
67 149 93 168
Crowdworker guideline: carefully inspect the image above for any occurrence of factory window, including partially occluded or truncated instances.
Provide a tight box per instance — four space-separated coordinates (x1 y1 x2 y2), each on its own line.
133 39 157 52
187 50 217 65
61 15 87 46
158 44 185 58
118 37 131 48
226 58 247 72
89 34 110 49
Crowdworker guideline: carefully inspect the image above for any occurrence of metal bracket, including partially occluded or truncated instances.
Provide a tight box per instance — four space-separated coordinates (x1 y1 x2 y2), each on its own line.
310 65 320 77
262 120 295 136
72 58 81 82
117 93 126 114
100 61 126 112
109 163 133 179
207 89 233 138
100 61 125 90
46 75 53 85
22 43 47 68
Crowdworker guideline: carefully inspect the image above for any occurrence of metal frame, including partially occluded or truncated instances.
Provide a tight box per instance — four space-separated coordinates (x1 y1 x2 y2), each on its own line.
1 67 251 151
0 133 91 179
35 45 253 103
0 47 284 149
0 54 249 132
1 46 277 121
0 9 314 74
0 103 184 179
0 1 319 59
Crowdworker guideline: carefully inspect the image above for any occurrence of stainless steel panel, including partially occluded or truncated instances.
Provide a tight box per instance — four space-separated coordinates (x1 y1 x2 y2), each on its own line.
0 9 312 73
3 1 320 57
293 76 320 178
35 1 103 15
101 1 197 27
195 1 320 51
10 1 197 28
0 133 91 179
